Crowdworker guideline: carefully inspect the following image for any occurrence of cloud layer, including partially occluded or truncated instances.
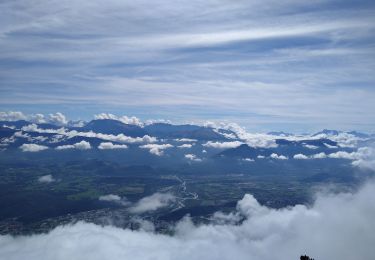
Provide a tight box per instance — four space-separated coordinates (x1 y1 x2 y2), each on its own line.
1 180 375 260
21 124 157 144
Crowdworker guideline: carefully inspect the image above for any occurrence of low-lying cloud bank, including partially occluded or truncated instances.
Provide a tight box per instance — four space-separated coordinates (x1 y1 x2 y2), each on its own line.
1 181 375 260
292 147 375 171
99 194 130 206
21 124 157 144
98 192 175 212
129 193 176 214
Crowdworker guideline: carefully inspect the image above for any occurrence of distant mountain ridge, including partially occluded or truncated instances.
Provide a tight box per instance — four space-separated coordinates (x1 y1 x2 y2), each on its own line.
82 119 147 137
144 123 227 140
1 118 373 154
312 129 370 138
217 144 272 158
1 119 372 138
0 119 235 148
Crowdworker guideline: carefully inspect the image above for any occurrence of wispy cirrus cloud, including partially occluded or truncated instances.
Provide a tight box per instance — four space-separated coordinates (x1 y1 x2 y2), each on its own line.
0 0 374 132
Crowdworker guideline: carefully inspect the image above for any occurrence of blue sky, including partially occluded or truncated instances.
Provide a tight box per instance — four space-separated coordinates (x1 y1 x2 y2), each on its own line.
1 0 375 132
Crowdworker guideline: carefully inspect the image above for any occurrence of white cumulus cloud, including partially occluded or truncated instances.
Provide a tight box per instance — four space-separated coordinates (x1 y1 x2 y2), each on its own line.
94 113 143 126
19 143 48 152
304 144 319 149
185 153 202 162
174 138 197 142
99 194 130 206
38 175 55 183
178 143 193 148
311 152 327 159
351 147 375 171
29 114 47 124
0 111 26 121
270 153 288 160
293 153 309 160
203 141 242 149
99 194 121 202
98 142 128 150
140 144 173 156
129 193 176 214
48 112 68 126
56 141 91 150
328 151 356 159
